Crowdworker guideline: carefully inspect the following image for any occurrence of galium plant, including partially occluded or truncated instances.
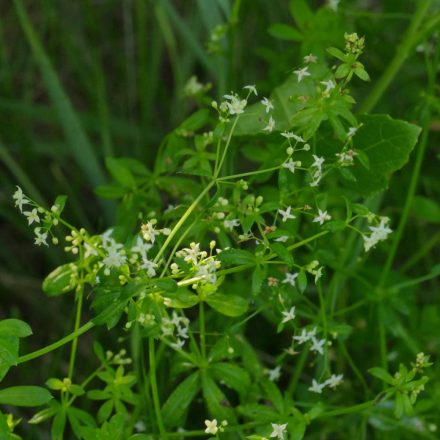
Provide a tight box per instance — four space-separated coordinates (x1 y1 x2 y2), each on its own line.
1 24 438 440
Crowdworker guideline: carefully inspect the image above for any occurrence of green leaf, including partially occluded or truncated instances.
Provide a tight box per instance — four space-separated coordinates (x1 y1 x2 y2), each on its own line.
206 293 248 317
251 264 266 296
218 249 255 265
176 108 210 133
322 220 346 232
268 24 302 41
95 184 126 200
347 115 421 196
261 378 284 414
201 373 236 423
0 337 19 382
326 47 347 61
238 403 278 421
105 157 136 188
270 243 294 266
297 270 307 294
162 372 200 428
42 263 77 296
368 367 394 385
0 319 32 338
0 386 52 407
411 196 440 223
164 288 200 309
210 363 251 395
53 195 68 214
51 410 66 440
289 0 313 30
29 405 59 424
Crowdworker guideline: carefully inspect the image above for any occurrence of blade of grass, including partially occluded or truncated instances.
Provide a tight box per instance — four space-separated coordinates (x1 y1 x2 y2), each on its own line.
13 0 110 215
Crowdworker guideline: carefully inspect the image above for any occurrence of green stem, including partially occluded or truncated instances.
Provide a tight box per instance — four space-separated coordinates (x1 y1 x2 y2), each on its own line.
317 399 376 418
217 165 281 181
68 286 84 379
378 30 438 288
153 180 216 264
359 0 432 113
18 321 95 364
199 301 206 360
215 116 240 178
148 337 167 440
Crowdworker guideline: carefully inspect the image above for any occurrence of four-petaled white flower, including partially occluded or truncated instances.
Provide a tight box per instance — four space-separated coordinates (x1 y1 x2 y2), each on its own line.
282 158 301 174
34 229 48 246
223 93 247 115
261 96 274 113
304 53 318 63
275 235 289 243
278 206 296 222
282 272 299 287
294 67 311 82
320 79 336 93
263 116 275 132
204 419 218 435
13 186 29 212
310 336 325 355
325 373 344 388
281 306 296 324
363 217 392 252
347 126 358 138
244 84 258 96
24 208 40 225
309 379 326 394
313 209 331 225
270 423 288 439
267 365 281 382
312 155 325 169
224 219 240 231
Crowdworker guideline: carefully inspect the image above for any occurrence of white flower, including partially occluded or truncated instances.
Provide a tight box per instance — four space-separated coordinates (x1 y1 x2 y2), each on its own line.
267 365 282 382
261 96 274 113
223 93 247 115
141 220 160 243
270 423 288 439
141 257 158 277
13 186 29 212
278 206 296 222
281 306 296 324
280 132 305 143
282 272 299 287
263 116 275 132
282 158 301 174
325 374 344 389
336 149 357 166
293 328 310 344
171 339 185 350
363 218 392 252
304 53 318 63
224 219 240 231
34 229 48 246
347 126 358 138
205 419 218 435
309 379 326 394
102 239 127 271
313 266 323 284
313 209 331 225
24 208 40 225
312 155 325 169
328 0 340 11
184 76 204 95
320 79 336 93
131 236 153 258
274 235 289 243
293 66 311 82
244 84 258 96
310 336 325 355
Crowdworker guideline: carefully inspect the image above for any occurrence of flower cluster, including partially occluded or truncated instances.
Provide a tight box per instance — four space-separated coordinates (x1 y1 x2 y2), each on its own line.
363 217 392 252
309 373 344 394
161 311 190 350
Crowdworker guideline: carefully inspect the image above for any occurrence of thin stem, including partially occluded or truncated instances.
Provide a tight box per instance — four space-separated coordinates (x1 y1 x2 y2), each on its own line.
18 321 95 364
378 28 439 288
199 301 206 360
359 0 433 113
215 116 240 178
317 399 376 418
148 337 167 439
217 165 281 181
68 285 84 379
153 180 216 264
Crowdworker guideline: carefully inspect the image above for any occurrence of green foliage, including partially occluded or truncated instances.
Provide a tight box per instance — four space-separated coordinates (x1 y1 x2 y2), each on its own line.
2 1 440 439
